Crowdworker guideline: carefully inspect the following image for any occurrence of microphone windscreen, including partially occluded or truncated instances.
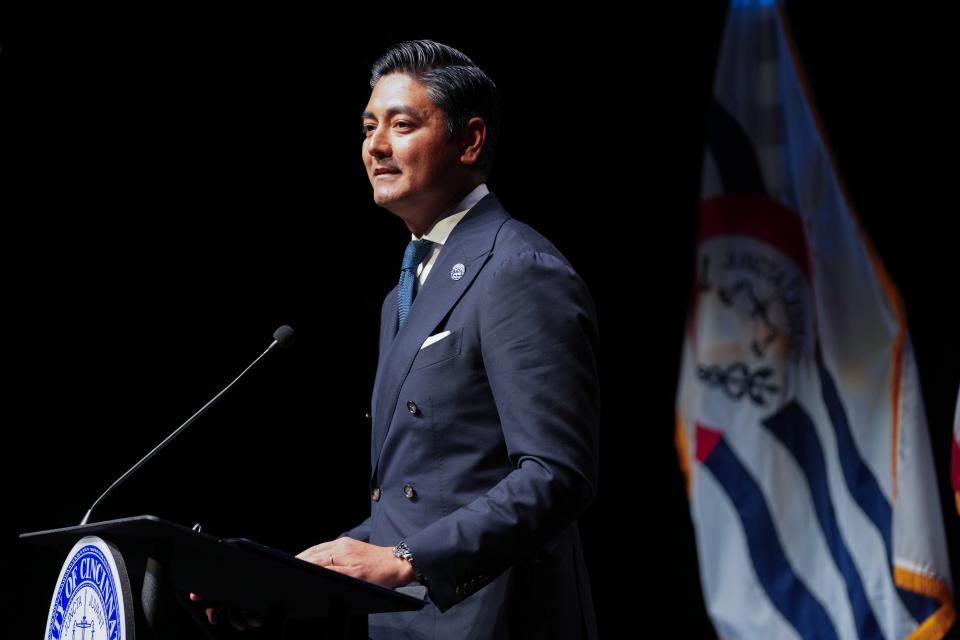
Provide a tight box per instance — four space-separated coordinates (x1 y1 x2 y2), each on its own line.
273 325 296 349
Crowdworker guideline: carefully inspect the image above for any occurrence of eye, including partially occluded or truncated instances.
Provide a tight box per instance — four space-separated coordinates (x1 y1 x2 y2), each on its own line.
395 121 412 130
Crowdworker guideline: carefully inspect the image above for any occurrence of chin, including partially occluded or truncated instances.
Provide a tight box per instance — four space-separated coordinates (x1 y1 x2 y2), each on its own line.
372 192 394 208
373 188 406 209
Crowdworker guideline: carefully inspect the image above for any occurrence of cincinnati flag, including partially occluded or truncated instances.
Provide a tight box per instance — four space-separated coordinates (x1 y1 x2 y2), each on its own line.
675 1 955 638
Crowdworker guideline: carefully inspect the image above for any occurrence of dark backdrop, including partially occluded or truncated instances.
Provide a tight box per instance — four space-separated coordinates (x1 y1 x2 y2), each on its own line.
5 4 958 638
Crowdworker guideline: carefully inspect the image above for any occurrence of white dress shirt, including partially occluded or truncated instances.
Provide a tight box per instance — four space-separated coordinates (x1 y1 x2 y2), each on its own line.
413 183 489 289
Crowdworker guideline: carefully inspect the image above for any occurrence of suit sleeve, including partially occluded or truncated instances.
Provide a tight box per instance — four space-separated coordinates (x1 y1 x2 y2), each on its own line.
404 250 601 612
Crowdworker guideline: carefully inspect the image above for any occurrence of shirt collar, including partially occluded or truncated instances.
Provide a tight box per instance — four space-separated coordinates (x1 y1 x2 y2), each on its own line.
412 183 490 245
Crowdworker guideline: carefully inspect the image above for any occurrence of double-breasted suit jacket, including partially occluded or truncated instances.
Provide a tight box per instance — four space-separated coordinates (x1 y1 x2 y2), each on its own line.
341 191 600 639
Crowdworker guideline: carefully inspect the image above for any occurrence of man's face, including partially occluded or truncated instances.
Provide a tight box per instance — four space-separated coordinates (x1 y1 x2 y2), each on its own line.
361 73 464 218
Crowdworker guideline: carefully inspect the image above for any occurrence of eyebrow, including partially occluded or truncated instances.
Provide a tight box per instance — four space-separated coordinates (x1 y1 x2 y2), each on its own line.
361 106 423 122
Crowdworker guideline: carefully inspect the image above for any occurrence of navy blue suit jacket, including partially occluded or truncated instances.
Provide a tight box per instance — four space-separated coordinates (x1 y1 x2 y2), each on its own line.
341 192 600 639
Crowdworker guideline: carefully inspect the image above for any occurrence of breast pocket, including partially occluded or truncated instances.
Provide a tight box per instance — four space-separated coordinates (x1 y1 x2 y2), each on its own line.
411 327 463 371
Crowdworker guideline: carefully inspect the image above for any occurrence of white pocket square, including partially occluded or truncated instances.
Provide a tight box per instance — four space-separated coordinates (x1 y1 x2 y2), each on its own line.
420 331 451 350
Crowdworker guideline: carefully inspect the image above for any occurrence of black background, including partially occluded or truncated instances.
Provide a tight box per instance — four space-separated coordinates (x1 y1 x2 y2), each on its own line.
4 3 958 638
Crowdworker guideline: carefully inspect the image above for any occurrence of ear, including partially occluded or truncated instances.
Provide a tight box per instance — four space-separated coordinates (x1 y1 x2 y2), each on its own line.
458 117 487 167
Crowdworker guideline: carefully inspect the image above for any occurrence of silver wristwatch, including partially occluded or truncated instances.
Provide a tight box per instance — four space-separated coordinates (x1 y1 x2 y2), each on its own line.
393 540 426 583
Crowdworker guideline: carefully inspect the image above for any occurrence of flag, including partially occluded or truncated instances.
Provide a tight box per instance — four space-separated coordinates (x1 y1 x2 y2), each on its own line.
674 1 955 638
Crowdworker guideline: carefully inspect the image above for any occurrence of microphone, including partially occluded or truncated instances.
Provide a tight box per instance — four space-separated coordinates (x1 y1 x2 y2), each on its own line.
80 325 296 526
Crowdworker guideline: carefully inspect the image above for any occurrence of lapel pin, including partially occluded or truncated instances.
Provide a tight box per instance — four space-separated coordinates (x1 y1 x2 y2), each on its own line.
450 263 465 281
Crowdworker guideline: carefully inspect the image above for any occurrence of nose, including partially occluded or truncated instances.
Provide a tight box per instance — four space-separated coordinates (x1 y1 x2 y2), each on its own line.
366 124 391 159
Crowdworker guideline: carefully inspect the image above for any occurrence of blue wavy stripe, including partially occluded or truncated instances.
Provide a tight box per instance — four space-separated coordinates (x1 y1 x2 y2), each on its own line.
815 348 940 623
703 433 839 639
897 588 940 623
814 348 893 556
763 401 883 638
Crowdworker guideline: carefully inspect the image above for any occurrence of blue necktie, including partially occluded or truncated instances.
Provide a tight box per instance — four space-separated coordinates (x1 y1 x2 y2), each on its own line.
397 239 435 328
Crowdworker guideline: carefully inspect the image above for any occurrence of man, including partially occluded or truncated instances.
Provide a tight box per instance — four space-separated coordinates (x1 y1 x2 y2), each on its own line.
297 39 600 639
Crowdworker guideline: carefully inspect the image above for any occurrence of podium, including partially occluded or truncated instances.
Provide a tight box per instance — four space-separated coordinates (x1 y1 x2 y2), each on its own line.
21 515 427 639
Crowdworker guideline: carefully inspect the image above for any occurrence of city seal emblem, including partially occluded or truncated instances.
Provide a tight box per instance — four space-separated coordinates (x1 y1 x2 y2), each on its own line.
45 536 134 640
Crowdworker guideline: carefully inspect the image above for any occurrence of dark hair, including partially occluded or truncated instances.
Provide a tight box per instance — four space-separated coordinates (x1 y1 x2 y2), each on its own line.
370 39 501 177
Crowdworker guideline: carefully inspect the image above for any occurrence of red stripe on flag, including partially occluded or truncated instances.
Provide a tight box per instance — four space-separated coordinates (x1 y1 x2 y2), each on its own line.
700 194 813 281
696 423 723 463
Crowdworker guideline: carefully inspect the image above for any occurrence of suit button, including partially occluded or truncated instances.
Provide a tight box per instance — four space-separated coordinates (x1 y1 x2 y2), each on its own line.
403 484 417 500
371 487 381 502
364 410 372 425
406 401 419 415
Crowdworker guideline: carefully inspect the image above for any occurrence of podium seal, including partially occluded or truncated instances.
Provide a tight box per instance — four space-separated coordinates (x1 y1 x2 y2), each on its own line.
45 536 133 640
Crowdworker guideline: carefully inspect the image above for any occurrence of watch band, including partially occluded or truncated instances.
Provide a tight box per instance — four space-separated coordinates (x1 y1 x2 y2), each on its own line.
393 540 427 584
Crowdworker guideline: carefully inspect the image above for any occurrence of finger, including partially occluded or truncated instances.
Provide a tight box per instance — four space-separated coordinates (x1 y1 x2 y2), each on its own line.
298 551 337 567
189 593 202 602
295 541 336 560
205 607 218 626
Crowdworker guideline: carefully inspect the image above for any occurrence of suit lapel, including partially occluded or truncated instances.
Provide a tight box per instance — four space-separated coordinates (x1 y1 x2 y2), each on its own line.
369 193 511 483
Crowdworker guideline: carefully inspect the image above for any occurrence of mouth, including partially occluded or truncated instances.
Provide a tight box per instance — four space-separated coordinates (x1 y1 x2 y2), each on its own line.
374 168 400 177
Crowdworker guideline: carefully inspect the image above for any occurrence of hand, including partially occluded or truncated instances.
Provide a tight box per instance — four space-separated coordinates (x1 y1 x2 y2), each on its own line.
296 537 415 589
188 592 263 631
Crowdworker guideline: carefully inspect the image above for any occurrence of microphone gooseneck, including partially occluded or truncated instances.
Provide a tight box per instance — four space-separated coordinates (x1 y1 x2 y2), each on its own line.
80 326 296 526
